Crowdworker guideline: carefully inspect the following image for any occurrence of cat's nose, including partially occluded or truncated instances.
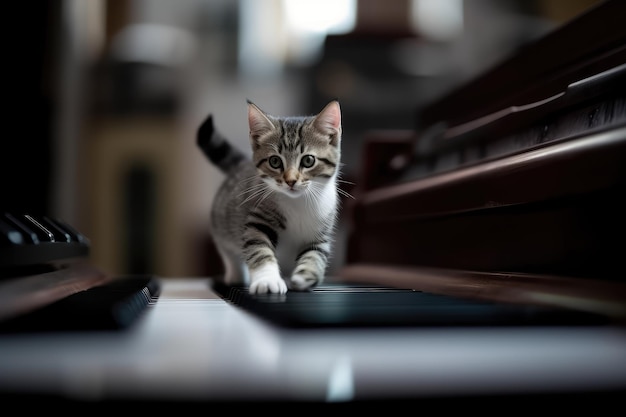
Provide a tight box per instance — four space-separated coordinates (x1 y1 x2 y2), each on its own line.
284 169 298 187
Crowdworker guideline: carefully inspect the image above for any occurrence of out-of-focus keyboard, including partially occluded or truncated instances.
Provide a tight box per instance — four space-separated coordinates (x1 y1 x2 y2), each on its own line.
0 275 160 333
0 213 160 332
1 212 90 270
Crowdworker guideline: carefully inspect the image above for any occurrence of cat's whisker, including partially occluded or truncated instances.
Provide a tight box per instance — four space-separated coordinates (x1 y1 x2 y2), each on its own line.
337 187 355 200
239 184 270 205
239 175 258 183
254 188 274 209
301 185 312 208
237 182 267 198
248 189 266 209
240 192 266 206
307 183 324 208
238 175 263 186
304 186 316 210
240 182 267 194
235 176 259 189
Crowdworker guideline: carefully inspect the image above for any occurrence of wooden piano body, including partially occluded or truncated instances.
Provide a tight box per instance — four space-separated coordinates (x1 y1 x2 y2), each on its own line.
340 0 626 320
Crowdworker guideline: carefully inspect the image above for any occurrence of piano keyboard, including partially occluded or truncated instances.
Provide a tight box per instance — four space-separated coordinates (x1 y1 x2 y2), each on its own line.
0 211 609 332
0 275 160 333
1 213 160 332
213 282 607 328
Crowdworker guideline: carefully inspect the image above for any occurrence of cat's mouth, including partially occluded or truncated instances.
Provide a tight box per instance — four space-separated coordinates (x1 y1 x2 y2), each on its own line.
283 185 304 197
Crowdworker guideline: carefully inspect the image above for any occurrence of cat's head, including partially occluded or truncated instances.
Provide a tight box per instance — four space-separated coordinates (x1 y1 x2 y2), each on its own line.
247 100 342 198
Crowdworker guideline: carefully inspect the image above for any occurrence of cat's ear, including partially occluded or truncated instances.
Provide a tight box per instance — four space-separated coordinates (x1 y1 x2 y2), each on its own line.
314 100 341 146
247 100 274 146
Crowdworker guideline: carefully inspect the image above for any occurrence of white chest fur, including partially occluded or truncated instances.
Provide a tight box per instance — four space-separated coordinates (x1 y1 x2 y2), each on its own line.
274 180 337 275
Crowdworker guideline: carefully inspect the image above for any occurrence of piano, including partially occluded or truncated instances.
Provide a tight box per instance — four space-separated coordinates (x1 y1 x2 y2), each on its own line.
1 0 625 408
341 0 626 319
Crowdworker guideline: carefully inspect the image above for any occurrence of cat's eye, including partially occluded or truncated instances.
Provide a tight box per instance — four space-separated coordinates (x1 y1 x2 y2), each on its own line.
301 155 315 168
268 155 283 169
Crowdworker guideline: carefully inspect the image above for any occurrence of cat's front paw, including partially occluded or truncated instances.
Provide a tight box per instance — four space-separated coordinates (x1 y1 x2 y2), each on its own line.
248 275 287 294
289 273 320 291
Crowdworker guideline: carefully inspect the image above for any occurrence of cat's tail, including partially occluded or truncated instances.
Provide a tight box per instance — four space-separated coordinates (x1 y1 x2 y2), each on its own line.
197 114 247 173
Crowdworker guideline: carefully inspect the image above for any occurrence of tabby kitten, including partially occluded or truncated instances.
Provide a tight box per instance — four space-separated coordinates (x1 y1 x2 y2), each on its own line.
197 100 342 294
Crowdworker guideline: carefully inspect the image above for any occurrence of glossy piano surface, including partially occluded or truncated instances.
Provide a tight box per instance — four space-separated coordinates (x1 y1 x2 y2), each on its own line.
1 277 625 406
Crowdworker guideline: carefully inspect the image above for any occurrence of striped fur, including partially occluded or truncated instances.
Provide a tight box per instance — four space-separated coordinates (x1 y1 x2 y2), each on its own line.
197 100 342 294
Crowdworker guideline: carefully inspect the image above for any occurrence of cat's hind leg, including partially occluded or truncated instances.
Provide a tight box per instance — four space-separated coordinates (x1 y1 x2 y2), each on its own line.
216 246 249 286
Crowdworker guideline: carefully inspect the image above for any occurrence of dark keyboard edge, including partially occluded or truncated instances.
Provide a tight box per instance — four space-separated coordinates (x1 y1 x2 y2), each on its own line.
211 282 609 329
0 275 161 333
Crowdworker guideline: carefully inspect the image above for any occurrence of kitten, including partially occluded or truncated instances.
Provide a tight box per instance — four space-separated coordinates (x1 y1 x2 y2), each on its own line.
197 100 342 294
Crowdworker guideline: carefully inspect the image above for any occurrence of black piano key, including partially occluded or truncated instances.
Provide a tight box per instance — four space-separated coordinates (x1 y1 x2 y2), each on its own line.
0 213 90 270
2 213 39 244
38 216 72 243
21 214 55 242
44 216 90 245
0 217 26 245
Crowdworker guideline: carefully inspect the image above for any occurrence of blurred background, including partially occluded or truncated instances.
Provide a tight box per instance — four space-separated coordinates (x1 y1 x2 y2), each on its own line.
3 0 601 280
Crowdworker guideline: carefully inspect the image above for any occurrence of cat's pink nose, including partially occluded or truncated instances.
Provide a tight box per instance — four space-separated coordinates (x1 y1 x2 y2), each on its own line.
286 180 296 188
